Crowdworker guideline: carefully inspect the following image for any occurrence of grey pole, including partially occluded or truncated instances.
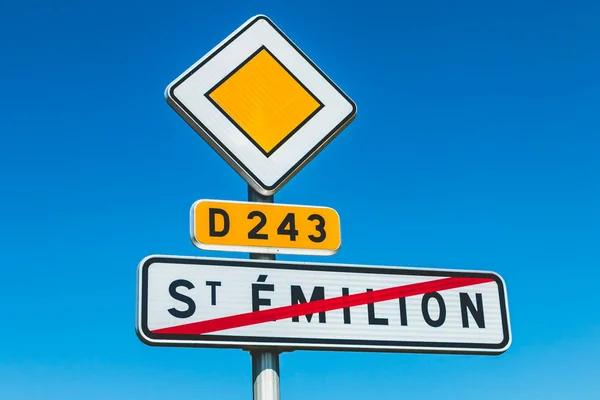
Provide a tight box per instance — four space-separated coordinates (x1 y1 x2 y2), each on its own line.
248 185 280 400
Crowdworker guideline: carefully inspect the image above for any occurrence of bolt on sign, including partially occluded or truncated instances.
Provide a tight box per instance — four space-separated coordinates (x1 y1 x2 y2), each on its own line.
165 15 356 195
190 200 341 255
137 256 512 354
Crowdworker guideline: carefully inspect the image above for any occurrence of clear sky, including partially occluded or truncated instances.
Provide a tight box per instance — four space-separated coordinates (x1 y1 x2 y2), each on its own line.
1 0 599 399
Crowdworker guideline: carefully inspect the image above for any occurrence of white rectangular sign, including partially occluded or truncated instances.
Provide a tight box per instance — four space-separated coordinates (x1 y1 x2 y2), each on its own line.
136 256 511 354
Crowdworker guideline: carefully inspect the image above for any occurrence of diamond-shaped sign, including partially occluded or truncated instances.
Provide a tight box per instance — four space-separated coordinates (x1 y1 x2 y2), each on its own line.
165 15 356 195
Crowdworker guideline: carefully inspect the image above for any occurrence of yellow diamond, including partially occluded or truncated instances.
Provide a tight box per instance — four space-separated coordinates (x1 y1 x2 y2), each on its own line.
206 47 322 156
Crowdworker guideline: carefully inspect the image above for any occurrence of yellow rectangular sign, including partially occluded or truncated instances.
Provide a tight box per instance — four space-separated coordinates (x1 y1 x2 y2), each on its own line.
190 200 341 255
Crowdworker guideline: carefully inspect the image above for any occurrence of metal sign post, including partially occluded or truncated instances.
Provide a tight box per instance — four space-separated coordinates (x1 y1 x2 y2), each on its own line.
248 186 280 400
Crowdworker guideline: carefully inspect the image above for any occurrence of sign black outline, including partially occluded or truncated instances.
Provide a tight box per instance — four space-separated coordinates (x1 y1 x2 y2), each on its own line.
165 15 357 195
137 256 511 355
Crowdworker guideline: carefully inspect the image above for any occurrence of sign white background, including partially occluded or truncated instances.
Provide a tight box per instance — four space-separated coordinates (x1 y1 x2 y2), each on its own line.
137 256 511 354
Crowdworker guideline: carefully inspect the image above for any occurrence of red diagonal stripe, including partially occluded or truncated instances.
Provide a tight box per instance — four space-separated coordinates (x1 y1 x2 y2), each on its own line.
153 276 493 335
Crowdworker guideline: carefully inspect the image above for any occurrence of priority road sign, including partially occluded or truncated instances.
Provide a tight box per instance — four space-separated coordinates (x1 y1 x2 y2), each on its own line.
136 255 511 354
165 15 356 196
190 199 342 256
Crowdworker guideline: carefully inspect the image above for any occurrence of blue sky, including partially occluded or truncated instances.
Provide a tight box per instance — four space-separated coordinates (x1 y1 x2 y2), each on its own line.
1 0 599 399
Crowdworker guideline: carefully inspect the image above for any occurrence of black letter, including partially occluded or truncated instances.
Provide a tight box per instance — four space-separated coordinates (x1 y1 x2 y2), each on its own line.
399 297 408 326
342 287 351 324
291 285 326 323
367 289 388 325
460 293 485 328
209 208 229 237
248 211 268 240
422 292 446 327
252 275 274 312
168 279 196 318
206 281 221 306
307 214 326 243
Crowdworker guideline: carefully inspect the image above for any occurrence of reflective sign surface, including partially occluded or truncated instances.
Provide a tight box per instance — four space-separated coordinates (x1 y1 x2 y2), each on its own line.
137 256 511 354
165 15 356 195
190 200 341 255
